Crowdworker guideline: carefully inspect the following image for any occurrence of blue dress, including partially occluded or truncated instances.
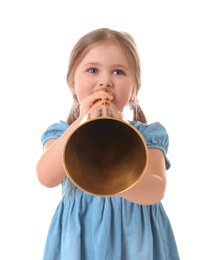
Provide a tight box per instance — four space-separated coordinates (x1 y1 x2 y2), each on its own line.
41 120 180 260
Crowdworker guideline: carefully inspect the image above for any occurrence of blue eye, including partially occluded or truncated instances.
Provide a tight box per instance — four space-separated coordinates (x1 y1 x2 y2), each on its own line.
113 70 124 75
88 68 97 73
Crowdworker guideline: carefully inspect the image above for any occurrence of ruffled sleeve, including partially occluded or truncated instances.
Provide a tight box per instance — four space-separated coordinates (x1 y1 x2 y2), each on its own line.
130 121 171 170
41 120 69 146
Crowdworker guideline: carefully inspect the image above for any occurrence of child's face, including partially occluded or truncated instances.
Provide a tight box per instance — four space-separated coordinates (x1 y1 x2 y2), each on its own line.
71 41 135 111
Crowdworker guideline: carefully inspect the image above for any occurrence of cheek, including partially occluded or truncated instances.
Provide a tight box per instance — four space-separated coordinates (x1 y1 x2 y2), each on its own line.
115 90 131 110
76 88 89 103
73 78 92 102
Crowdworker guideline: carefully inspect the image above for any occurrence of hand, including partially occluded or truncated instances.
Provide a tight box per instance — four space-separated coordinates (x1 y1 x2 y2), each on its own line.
79 89 114 119
87 101 121 120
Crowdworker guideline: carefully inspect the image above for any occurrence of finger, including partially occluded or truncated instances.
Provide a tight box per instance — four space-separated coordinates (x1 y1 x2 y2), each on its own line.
91 90 113 104
92 102 113 117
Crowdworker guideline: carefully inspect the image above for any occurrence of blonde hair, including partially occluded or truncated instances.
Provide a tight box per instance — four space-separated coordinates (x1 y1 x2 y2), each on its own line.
66 28 147 124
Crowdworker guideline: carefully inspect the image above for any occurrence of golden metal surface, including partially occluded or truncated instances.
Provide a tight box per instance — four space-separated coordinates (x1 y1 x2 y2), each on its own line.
63 117 148 196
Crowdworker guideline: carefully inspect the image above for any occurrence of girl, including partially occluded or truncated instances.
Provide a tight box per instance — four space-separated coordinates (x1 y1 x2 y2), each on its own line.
36 28 180 260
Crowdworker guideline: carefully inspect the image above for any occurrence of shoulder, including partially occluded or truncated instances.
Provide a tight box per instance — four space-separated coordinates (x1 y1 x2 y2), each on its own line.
41 120 69 145
130 121 169 146
130 121 170 169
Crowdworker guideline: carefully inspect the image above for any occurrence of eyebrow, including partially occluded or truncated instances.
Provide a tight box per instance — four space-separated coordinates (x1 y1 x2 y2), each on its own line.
82 62 129 71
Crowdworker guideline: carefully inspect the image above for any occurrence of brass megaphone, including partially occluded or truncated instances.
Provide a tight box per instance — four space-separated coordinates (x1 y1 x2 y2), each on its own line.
63 108 148 196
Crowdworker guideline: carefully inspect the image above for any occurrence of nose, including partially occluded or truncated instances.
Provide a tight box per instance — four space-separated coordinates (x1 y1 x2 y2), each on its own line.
98 74 113 88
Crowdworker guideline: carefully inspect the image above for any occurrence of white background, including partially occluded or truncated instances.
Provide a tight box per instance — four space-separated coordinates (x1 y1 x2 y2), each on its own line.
0 0 206 259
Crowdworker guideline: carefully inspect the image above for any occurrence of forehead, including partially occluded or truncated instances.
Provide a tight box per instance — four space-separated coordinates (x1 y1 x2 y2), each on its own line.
80 41 130 65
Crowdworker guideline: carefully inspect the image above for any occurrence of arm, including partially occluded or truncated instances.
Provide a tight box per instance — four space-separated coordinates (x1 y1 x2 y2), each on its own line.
36 90 114 188
119 148 167 205
36 117 83 187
